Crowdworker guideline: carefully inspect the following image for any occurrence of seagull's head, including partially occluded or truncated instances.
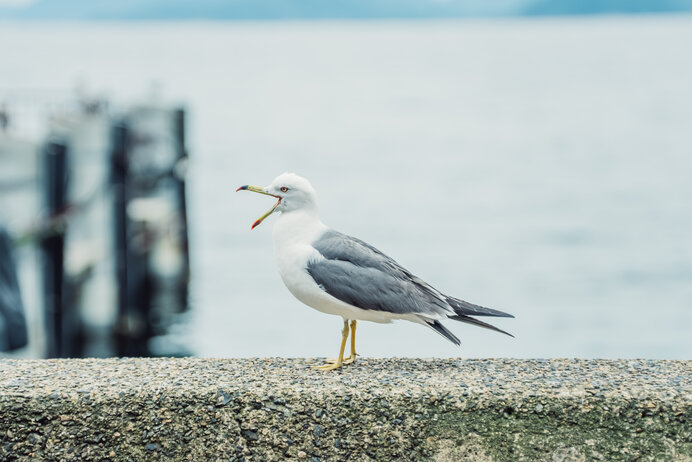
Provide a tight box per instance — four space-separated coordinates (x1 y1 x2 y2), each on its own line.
237 172 318 229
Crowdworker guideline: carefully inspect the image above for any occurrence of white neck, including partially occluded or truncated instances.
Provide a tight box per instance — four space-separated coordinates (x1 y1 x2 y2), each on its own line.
272 208 328 249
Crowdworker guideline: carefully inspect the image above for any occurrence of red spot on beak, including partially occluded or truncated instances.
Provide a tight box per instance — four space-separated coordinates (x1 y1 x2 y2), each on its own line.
251 220 261 230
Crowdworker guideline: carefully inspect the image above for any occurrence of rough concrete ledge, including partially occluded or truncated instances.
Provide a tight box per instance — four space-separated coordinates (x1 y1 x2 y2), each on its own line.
0 358 690 461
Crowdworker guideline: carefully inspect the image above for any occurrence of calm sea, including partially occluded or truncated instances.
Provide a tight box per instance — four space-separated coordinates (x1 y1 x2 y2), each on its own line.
1 16 691 359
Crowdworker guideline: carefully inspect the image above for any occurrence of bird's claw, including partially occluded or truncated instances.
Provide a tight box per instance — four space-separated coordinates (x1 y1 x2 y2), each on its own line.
313 361 343 371
325 354 357 365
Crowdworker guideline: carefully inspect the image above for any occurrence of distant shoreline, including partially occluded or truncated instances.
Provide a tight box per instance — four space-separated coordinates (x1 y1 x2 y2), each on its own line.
2 0 692 22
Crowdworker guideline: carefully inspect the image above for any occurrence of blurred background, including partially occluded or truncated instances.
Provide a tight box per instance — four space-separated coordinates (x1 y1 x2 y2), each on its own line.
1 0 691 360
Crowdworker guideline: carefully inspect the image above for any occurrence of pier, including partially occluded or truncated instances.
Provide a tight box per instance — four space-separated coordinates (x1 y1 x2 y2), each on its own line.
0 358 689 461
0 95 191 358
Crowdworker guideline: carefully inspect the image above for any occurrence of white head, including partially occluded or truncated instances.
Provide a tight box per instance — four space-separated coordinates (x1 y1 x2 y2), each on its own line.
237 173 318 229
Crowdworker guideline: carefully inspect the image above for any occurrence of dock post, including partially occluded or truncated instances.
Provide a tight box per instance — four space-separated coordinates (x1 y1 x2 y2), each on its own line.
173 107 190 311
110 120 131 356
40 139 68 358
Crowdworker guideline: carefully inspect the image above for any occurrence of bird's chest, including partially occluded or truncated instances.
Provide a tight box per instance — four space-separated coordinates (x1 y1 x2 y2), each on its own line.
272 214 338 310
274 242 322 296
272 214 324 287
274 244 354 318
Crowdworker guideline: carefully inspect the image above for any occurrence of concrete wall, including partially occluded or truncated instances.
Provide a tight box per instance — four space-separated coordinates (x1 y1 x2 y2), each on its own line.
0 358 689 461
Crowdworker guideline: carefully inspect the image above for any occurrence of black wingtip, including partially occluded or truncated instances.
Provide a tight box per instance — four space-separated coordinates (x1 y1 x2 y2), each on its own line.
425 320 461 346
449 315 514 337
446 297 514 318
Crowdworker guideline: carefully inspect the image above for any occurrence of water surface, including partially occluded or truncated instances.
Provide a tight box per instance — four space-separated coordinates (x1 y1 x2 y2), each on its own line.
1 16 691 359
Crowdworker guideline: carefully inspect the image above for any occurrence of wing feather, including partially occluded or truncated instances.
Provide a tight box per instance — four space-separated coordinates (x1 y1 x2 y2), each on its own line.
308 230 514 340
308 230 451 316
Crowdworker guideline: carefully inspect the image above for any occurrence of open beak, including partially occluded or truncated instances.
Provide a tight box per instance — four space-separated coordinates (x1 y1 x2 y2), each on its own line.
236 185 281 229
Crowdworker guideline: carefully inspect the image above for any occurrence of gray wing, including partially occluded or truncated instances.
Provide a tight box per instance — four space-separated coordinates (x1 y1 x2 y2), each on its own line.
309 230 514 318
307 230 453 318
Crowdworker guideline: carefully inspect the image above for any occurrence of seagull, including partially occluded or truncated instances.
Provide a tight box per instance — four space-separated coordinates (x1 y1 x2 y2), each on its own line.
237 173 514 370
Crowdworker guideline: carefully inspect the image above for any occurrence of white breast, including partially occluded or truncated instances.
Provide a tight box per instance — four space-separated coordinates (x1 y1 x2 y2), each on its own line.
272 211 397 323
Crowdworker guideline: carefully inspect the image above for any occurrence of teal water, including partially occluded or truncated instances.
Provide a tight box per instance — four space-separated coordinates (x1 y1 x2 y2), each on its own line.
1 16 691 359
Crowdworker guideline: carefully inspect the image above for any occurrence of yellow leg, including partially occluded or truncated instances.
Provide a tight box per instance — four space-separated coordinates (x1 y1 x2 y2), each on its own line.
343 320 358 364
315 320 349 371
326 320 358 365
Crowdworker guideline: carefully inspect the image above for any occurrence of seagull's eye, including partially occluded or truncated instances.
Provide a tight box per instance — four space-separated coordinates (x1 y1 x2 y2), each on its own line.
280 186 289 192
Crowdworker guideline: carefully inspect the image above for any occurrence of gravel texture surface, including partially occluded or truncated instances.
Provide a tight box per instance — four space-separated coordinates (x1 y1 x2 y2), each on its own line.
0 358 690 461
